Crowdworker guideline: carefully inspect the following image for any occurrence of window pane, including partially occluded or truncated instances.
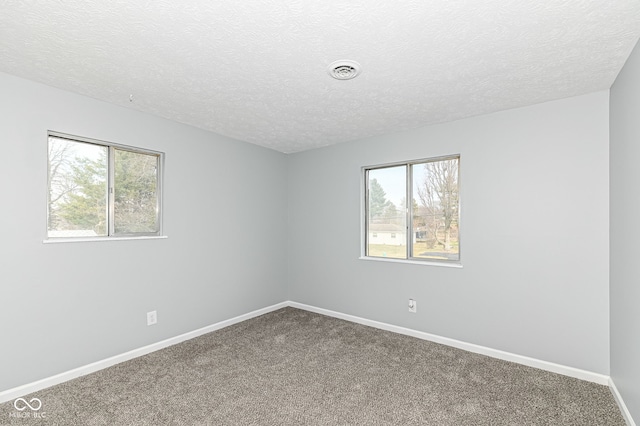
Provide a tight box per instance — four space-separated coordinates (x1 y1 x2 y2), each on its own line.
47 137 108 237
411 158 459 261
367 166 407 259
113 149 159 234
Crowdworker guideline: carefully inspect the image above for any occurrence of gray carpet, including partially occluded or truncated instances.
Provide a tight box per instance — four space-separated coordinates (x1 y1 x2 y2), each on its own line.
0 307 625 425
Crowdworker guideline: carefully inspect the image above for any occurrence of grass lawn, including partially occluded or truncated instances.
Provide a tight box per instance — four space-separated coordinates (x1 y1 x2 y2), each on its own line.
367 243 458 260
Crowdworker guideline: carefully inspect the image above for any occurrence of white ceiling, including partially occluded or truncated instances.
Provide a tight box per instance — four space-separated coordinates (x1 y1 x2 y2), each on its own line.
1 1 639 153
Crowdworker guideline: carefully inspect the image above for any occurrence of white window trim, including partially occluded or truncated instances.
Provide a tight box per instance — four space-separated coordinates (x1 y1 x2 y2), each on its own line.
43 235 168 244
358 256 463 268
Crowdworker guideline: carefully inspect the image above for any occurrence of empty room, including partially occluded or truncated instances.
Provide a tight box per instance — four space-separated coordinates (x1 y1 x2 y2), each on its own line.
1 1 639 424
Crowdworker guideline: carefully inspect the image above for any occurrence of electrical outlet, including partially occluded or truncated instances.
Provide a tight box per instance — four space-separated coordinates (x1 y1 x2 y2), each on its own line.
408 299 417 313
147 310 157 326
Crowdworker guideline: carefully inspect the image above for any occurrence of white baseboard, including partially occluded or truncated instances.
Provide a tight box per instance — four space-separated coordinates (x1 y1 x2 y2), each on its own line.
610 377 637 426
288 301 611 386
0 302 288 404
0 299 626 415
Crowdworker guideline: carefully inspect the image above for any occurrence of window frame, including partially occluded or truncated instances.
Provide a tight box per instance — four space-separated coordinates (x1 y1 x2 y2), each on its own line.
362 154 461 265
46 131 165 241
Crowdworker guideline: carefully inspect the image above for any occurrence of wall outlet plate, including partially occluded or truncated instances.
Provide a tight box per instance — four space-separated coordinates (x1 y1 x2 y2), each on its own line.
147 310 157 326
408 299 417 313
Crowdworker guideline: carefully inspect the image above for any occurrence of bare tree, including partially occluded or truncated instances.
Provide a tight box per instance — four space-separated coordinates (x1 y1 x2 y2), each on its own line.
415 159 459 251
47 139 78 230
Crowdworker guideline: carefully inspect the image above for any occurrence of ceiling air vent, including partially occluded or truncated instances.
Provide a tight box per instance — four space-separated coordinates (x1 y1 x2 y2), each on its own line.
327 60 361 80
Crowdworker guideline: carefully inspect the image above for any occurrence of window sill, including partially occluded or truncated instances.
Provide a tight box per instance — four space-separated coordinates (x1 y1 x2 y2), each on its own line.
43 235 168 244
359 256 463 268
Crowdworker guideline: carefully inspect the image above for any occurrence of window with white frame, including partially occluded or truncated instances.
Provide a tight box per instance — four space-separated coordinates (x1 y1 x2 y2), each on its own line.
47 132 163 239
364 155 460 262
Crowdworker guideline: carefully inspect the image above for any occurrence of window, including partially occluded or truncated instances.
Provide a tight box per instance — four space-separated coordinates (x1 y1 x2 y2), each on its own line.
364 155 460 263
47 132 163 239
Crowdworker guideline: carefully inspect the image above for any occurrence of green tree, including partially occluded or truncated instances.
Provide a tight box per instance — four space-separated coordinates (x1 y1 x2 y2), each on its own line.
383 201 400 223
58 155 108 234
113 149 158 233
54 148 158 235
368 178 388 221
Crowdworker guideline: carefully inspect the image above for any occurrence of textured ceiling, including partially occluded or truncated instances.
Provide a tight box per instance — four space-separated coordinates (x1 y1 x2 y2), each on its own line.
1 1 639 153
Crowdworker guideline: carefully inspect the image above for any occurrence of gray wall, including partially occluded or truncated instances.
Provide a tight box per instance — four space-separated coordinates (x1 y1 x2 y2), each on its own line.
0 71 288 392
610 38 640 422
288 91 611 374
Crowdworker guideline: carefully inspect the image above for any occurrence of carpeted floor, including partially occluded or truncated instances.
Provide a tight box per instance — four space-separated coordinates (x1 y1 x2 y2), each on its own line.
0 307 625 425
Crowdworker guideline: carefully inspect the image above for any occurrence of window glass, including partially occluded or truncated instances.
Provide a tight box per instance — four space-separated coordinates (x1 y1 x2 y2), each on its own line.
366 165 407 259
411 159 459 261
114 149 159 234
47 137 108 237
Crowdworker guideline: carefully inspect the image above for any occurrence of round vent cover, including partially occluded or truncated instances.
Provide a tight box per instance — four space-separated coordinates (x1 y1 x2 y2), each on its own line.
327 60 361 80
